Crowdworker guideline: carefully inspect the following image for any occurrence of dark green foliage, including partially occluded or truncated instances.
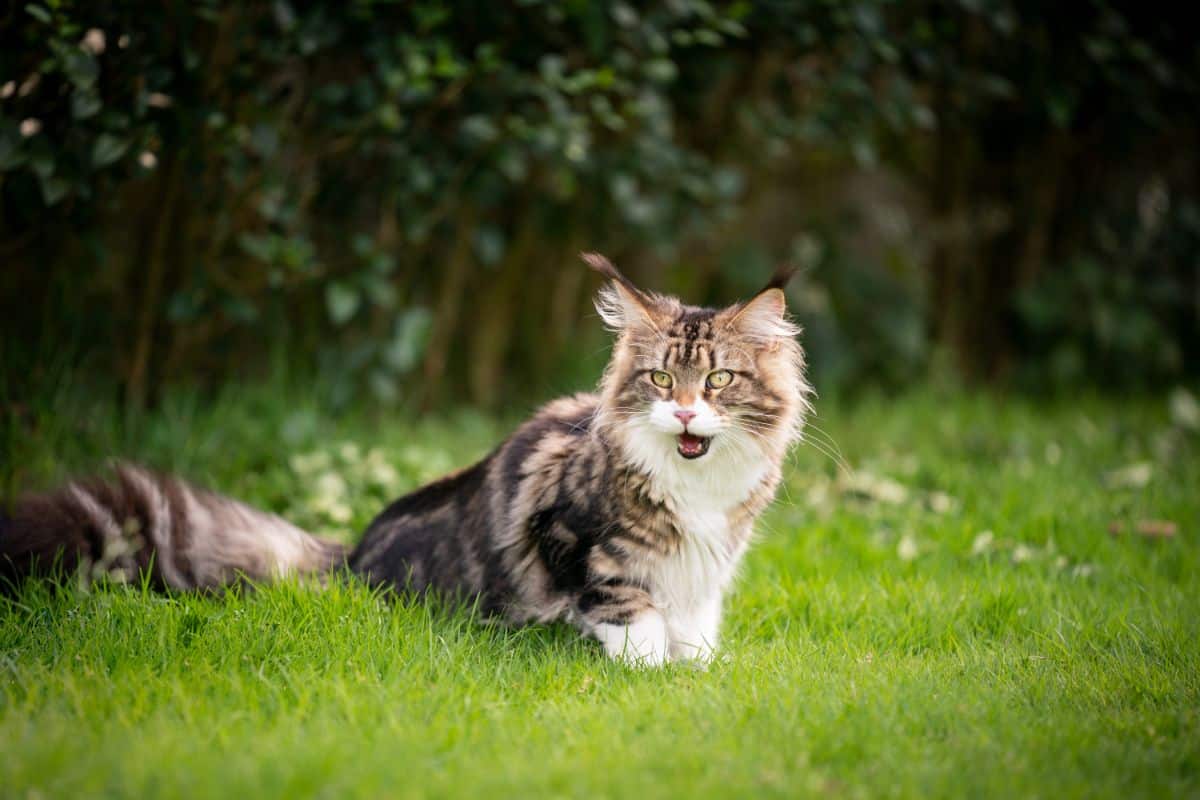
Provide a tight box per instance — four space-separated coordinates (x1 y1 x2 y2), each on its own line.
1 1 1197 405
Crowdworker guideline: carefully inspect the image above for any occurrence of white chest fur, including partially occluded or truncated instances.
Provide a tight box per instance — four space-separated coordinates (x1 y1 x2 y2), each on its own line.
611 421 774 665
628 436 768 614
649 507 743 614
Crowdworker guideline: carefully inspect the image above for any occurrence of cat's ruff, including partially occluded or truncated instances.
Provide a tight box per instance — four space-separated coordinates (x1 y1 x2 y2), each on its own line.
1 254 811 667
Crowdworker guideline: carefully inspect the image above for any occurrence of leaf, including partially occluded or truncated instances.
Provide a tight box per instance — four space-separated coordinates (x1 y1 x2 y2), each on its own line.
383 308 432 372
473 226 505 266
71 90 102 120
39 174 69 205
30 147 55 178
363 275 397 309
326 282 361 325
25 3 51 23
62 50 100 90
238 233 276 263
0 131 25 170
377 104 403 132
368 370 399 403
92 133 131 167
644 59 677 83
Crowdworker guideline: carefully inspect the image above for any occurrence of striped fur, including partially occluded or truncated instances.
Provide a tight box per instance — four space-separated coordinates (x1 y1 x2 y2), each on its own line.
1 464 346 591
351 255 811 665
1 254 810 667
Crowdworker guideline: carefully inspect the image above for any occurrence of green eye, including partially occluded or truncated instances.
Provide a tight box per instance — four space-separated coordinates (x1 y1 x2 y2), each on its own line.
650 370 674 388
706 369 734 389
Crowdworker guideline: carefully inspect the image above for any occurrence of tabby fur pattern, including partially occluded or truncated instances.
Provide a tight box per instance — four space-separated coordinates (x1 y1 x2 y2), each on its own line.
1 254 810 666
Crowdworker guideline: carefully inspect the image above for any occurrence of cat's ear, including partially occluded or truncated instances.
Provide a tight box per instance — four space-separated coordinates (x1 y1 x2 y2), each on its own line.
727 266 801 341
582 252 663 333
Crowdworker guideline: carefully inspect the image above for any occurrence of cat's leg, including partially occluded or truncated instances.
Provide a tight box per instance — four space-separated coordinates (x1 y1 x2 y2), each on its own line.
577 580 669 666
667 592 723 663
590 610 669 667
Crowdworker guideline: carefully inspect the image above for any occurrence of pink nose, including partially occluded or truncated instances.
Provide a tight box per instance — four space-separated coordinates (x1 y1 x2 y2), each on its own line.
674 409 696 426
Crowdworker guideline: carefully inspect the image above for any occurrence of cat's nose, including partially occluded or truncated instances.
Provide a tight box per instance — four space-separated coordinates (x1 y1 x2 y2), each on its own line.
674 409 697 426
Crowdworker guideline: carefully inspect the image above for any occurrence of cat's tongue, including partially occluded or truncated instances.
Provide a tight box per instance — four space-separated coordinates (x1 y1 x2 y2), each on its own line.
677 432 710 459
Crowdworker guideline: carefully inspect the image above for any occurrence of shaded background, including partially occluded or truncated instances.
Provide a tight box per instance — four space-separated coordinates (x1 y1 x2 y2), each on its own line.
2 0 1198 412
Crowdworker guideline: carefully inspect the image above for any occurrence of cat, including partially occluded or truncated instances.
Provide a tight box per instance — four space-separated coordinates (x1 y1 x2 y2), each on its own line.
0 254 811 666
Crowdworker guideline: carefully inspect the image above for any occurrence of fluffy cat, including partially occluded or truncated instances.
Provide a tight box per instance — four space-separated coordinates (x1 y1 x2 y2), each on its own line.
0 254 810 666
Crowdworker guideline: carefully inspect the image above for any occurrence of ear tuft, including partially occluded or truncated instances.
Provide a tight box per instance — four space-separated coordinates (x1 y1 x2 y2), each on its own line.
764 264 799 292
583 252 662 333
729 287 801 341
593 283 632 331
581 252 622 282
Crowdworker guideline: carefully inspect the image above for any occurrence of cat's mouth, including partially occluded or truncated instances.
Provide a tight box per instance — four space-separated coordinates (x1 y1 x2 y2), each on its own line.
677 432 711 459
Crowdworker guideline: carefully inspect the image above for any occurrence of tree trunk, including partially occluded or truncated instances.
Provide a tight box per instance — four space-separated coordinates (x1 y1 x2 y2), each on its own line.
125 154 184 411
467 214 540 408
419 208 476 410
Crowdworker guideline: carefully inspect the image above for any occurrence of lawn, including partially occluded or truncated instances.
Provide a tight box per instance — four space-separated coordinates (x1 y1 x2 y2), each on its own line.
2 380 1198 798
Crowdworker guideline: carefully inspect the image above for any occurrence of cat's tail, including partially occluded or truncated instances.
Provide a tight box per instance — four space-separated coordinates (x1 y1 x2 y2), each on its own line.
0 463 347 593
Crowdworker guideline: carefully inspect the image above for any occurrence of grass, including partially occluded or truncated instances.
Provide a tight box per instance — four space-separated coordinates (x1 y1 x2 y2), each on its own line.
2 377 1198 798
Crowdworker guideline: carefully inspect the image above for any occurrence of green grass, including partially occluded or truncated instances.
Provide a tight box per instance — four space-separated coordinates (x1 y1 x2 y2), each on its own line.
2 380 1198 798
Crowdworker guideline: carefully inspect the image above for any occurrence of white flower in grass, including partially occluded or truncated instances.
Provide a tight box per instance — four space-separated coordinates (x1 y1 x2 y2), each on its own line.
928 491 956 514
365 452 400 491
290 450 332 475
1169 387 1200 431
305 470 354 522
841 470 908 505
314 471 347 501
897 533 919 562
324 502 353 524
138 151 158 169
0 81 14 99
1104 462 1153 490
19 118 41 137
1011 544 1035 564
970 530 994 556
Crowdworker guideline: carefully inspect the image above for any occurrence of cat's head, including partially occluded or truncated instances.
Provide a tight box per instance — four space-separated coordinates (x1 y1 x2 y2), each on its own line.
586 253 811 480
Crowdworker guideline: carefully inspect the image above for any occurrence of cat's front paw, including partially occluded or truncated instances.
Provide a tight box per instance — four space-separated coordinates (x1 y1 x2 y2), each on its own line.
669 638 716 665
594 612 669 667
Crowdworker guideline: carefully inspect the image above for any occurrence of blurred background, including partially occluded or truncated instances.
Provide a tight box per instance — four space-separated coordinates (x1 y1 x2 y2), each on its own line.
2 0 1198 413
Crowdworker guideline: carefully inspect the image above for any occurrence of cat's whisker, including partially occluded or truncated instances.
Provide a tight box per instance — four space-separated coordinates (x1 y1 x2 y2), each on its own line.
798 427 853 476
732 416 851 475
795 439 853 477
800 420 850 465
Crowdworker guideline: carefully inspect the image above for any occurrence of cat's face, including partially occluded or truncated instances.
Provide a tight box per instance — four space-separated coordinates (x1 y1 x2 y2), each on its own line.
586 254 810 475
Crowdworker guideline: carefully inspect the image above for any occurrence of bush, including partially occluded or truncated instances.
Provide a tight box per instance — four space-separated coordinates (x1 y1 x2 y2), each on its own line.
2 1 1197 406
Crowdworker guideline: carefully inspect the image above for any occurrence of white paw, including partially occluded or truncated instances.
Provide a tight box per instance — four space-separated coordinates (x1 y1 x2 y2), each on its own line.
669 637 716 665
666 596 722 665
594 612 669 667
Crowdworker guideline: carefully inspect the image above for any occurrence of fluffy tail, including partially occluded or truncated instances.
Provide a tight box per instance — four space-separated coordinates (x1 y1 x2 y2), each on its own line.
0 463 347 592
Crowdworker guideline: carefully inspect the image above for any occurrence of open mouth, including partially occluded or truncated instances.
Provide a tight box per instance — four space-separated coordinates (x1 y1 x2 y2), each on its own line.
677 432 711 459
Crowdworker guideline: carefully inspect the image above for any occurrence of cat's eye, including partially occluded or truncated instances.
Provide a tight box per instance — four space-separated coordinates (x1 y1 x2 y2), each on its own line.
650 370 674 388
706 369 734 389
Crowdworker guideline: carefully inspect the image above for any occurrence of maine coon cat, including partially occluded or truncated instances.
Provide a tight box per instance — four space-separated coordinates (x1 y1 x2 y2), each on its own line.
0 254 810 666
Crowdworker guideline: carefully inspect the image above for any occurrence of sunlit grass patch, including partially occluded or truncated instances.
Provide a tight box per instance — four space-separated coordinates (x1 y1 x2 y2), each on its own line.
2 387 1198 798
